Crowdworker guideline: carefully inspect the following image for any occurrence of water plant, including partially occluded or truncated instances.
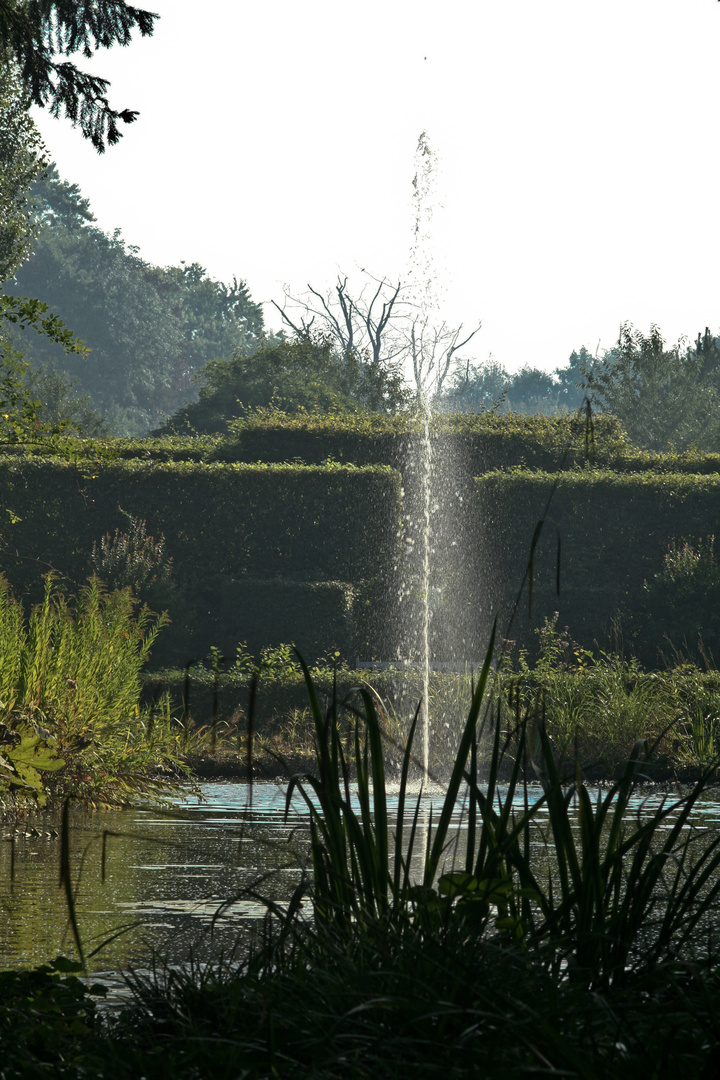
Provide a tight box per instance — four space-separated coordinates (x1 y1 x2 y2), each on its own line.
2 622 720 1076
289 643 720 969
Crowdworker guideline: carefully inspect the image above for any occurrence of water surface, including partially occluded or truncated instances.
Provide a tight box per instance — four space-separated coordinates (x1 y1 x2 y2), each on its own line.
2 780 719 974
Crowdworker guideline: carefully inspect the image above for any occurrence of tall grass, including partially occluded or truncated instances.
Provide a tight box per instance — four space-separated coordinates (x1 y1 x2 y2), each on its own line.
165 624 720 781
289 643 720 978
0 574 189 807
493 614 720 775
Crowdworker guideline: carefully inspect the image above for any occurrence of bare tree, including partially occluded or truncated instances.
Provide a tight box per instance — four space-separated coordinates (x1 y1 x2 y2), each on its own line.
409 317 481 400
272 272 480 401
272 275 407 368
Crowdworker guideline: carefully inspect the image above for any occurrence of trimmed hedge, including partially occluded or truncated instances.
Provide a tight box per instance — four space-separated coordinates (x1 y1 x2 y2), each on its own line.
205 579 356 662
6 419 720 668
474 469 720 658
0 435 224 462
0 456 400 607
0 413 625 472
5 414 720 474
217 411 629 473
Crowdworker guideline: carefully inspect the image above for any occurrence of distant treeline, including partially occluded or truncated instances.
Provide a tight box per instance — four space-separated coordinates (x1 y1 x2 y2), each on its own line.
445 323 720 454
5 166 720 450
5 166 266 435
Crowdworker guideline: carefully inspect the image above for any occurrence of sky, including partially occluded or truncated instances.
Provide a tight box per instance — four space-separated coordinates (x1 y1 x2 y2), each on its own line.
29 0 720 378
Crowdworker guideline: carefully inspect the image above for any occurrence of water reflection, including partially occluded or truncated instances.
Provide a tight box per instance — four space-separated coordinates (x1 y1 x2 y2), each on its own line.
1 780 719 974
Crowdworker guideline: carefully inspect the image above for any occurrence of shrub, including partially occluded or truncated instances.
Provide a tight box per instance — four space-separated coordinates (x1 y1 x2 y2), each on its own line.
90 509 180 615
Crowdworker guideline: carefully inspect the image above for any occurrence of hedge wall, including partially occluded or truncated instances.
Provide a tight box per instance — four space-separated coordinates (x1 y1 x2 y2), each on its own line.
0 413 632 473
0 458 400 594
218 412 630 473
0 436 223 463
6 421 720 669
211 579 356 663
473 469 720 659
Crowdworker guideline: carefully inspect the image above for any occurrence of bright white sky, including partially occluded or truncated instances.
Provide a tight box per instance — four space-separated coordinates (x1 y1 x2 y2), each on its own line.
29 0 720 376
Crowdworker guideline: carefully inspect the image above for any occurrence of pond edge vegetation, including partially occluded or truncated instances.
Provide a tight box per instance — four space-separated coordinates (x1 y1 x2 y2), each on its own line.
3 647 720 1077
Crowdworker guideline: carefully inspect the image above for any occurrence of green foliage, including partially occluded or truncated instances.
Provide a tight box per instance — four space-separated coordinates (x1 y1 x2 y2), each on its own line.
589 322 720 452
218 407 629 470
158 260 266 377
1 292 93 447
476 467 720 663
23 363 107 435
0 292 87 355
162 637 720 779
0 343 46 443
160 336 408 435
0 456 400 593
0 409 694 469
655 534 720 587
0 716 64 805
0 0 157 151
7 167 265 434
641 536 720 661
0 574 187 807
6 420 720 667
443 345 592 415
499 614 673 770
98 659 720 1080
0 352 88 447
0 60 45 284
0 454 399 667
4 651 720 1076
443 321 720 455
288 650 720 985
90 509 179 614
0 958 105 1079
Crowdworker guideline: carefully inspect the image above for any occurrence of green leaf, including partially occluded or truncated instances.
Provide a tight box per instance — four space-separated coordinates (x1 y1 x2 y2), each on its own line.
48 956 84 975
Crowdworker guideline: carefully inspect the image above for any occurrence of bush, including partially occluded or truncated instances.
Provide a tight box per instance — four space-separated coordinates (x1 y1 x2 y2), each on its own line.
90 509 180 615
641 536 720 662
158 337 408 435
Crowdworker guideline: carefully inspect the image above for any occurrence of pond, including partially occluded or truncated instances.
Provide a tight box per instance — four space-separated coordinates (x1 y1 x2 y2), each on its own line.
2 779 720 977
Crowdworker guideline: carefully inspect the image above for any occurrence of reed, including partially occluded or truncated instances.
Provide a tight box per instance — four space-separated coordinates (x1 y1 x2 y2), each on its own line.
286 642 720 980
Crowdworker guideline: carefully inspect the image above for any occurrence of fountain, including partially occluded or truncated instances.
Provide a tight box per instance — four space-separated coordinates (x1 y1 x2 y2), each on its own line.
353 135 485 781
395 133 483 784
